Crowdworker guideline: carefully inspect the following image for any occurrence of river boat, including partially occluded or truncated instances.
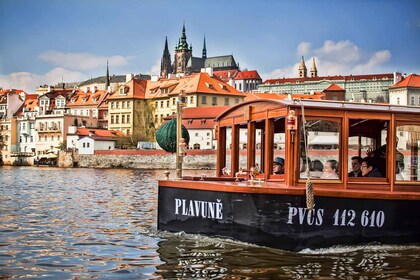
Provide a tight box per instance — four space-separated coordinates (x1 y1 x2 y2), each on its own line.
158 99 420 251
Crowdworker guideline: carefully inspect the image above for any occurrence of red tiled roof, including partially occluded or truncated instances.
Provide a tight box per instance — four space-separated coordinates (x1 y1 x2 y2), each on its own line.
323 83 344 91
234 70 262 81
182 106 229 119
74 128 125 137
213 70 239 82
67 90 107 107
146 72 245 99
108 78 147 100
390 74 420 89
263 73 394 85
245 92 324 101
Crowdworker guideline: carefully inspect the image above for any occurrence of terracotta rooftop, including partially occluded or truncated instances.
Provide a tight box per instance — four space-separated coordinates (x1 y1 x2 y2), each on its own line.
263 73 394 85
323 83 345 91
73 128 125 137
245 92 324 102
390 74 420 89
234 70 262 81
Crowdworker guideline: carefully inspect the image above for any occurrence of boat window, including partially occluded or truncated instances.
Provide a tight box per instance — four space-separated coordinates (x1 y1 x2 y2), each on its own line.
348 118 389 178
272 117 286 176
239 125 248 172
253 120 265 173
396 123 420 182
300 118 341 180
221 126 232 176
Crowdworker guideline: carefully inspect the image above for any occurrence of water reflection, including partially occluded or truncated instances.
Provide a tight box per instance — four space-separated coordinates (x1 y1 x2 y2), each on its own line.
1 166 419 279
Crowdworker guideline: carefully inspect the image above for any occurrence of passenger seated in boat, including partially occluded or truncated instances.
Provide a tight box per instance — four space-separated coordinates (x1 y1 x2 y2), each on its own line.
361 157 383 177
310 159 324 178
273 157 284 174
299 157 311 178
366 137 404 177
320 159 339 179
348 156 363 177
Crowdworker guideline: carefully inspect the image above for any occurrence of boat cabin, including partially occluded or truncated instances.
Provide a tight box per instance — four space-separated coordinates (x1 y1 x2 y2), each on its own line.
214 99 420 192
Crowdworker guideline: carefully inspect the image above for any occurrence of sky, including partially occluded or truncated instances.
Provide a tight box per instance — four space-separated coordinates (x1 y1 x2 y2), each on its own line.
0 0 419 93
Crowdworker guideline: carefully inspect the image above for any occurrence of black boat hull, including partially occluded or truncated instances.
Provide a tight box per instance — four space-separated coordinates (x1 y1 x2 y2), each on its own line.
158 186 420 251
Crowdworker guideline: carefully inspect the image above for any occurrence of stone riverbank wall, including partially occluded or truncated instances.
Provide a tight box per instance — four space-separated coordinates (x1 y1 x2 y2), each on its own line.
77 150 217 170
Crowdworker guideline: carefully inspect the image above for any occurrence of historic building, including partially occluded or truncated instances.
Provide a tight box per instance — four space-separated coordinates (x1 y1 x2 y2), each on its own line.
160 24 239 78
258 57 401 102
148 68 246 127
107 77 155 143
389 74 420 106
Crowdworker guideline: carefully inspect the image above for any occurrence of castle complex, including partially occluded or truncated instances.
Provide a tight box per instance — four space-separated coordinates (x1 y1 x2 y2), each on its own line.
160 23 238 78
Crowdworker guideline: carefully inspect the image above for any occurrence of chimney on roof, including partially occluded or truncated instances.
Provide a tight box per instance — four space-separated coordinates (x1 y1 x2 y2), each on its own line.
85 87 89 93
92 86 97 93
205 67 213 77
107 85 111 93
151 75 159 82
126 74 134 83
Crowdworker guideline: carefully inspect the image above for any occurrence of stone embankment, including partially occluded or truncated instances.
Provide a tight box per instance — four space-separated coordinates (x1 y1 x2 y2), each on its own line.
74 150 216 170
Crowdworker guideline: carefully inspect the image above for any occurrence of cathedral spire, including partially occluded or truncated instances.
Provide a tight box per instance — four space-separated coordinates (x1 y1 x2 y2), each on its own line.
310 57 318 77
105 60 110 90
178 22 189 50
299 56 307 78
161 36 172 78
202 36 207 59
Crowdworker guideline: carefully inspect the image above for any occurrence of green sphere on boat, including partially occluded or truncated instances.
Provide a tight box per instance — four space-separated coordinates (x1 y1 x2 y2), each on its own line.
156 119 190 153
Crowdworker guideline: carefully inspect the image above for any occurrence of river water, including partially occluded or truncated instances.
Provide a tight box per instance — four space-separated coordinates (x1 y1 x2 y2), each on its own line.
1 166 419 279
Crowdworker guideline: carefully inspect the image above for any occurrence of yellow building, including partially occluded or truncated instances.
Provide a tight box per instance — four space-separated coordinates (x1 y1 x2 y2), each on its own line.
108 78 155 143
147 69 246 127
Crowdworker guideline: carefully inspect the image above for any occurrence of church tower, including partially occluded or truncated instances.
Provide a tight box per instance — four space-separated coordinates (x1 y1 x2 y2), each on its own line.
173 23 193 75
310 57 318 78
202 36 207 59
299 56 307 78
160 36 172 78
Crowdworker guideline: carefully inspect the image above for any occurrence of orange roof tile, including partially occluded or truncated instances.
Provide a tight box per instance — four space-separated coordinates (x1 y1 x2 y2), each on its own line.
145 72 245 99
390 74 420 89
263 73 394 85
67 90 108 107
73 128 125 137
323 83 345 91
234 70 262 81
108 78 147 100
245 92 324 101
213 70 239 81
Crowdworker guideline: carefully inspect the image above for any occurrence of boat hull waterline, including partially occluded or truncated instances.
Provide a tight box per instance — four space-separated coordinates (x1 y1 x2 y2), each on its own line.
158 185 420 251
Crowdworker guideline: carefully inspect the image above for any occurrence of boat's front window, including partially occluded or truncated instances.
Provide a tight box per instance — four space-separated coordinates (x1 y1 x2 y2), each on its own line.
222 126 232 176
396 123 420 182
239 125 248 171
348 118 389 178
272 117 286 177
300 118 341 180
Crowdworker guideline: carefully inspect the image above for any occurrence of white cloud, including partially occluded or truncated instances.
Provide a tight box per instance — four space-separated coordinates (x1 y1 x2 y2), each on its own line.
297 42 311 56
263 40 391 79
149 58 161 76
0 68 86 93
39 51 131 71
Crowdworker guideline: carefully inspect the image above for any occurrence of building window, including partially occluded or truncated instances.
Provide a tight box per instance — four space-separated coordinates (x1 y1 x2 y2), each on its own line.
397 97 400 105
235 98 240 104
166 100 170 107
127 101 131 109
116 115 119 124
155 101 158 108
212 97 217 105
111 115 114 124
224 98 229 106
172 98 176 105
190 96 194 104
111 102 115 109
87 143 90 148
202 96 207 104
160 101 164 107
126 114 130 124
19 136 22 143
122 115 125 124
410 96 415 105
83 143 86 148
30 136 33 142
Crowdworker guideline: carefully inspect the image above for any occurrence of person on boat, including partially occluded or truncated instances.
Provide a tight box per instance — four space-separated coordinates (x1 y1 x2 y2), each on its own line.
366 137 404 177
320 159 339 179
310 159 324 178
361 156 383 177
273 157 284 174
348 156 363 177
299 157 311 178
